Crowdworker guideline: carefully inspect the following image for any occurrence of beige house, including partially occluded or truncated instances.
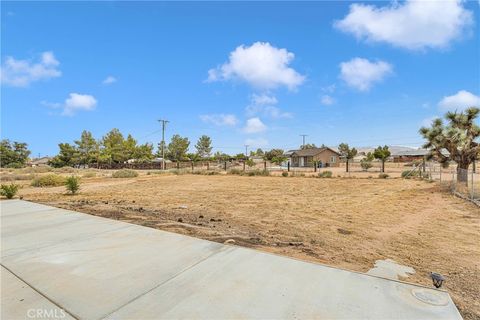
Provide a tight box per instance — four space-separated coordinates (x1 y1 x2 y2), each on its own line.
290 147 340 167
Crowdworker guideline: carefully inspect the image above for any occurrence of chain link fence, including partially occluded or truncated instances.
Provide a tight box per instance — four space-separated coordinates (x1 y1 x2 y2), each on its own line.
426 163 479 204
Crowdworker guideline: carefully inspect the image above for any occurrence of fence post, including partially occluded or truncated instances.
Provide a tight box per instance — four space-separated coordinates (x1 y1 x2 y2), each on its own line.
287 161 290 172
314 161 317 172
191 161 194 172
207 162 209 170
177 161 180 169
224 161 227 171
264 161 267 170
243 161 246 171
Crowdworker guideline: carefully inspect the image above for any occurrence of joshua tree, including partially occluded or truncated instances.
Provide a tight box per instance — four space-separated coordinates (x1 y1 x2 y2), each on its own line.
419 107 479 183
360 152 374 171
373 145 391 173
338 143 357 172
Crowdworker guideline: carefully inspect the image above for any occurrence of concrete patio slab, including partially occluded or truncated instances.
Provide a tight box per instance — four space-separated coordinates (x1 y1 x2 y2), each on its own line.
1 266 76 320
1 200 462 320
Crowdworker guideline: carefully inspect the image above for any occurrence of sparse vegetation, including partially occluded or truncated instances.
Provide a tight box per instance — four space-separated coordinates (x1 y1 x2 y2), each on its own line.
0 183 20 199
318 171 333 178
112 169 139 178
360 152 374 171
378 173 389 179
31 174 66 187
282 171 289 177
65 176 81 194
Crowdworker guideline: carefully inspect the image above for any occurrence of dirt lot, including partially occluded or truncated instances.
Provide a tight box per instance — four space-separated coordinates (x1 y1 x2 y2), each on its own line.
12 173 480 319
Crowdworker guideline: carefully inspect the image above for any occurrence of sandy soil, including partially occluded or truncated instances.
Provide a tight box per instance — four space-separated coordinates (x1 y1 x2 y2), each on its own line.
16 174 480 319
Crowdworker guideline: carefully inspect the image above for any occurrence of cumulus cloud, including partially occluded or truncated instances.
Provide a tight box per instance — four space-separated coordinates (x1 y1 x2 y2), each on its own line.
1 51 61 87
334 0 473 50
438 90 480 111
321 95 335 105
200 114 238 126
339 58 393 91
102 76 117 85
244 117 267 133
63 93 97 116
207 42 305 90
245 138 268 148
246 94 292 118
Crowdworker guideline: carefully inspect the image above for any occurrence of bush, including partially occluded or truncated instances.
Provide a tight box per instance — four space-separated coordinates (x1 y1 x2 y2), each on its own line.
228 168 242 175
112 169 139 178
401 170 417 178
282 171 289 177
31 174 66 187
0 183 20 199
378 173 389 179
65 176 81 194
318 171 333 178
0 173 34 181
5 162 24 169
82 171 96 178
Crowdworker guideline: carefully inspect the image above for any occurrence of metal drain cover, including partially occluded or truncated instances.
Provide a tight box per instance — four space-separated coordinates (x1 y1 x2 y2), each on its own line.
412 288 449 306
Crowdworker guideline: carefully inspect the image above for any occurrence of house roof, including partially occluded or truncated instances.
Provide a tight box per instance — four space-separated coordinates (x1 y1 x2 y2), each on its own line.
291 147 340 157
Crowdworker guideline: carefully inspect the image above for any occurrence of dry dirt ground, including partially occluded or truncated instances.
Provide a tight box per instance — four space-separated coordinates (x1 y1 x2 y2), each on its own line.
13 173 480 319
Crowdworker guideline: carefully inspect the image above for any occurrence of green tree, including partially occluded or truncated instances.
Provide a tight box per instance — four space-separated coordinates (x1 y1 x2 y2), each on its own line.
420 107 479 183
373 145 391 173
235 153 246 160
49 143 78 168
102 128 125 163
0 140 31 167
167 134 190 161
360 152 374 171
300 143 317 150
195 135 212 158
338 143 358 172
246 159 255 167
123 134 138 161
255 148 264 157
263 149 285 161
74 131 98 166
213 151 230 161
134 143 154 162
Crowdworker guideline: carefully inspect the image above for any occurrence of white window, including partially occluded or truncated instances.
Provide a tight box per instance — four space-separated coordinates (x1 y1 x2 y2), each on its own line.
330 156 336 163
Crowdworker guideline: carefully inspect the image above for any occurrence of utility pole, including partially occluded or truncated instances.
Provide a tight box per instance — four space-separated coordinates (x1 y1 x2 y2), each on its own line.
300 134 308 149
245 145 249 158
158 119 169 170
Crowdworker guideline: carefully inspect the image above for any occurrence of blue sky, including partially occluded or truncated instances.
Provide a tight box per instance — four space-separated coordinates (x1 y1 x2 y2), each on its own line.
1 1 479 157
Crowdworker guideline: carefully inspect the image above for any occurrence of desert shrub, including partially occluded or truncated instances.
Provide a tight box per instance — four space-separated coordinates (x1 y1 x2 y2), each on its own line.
31 174 66 187
282 171 289 177
318 171 333 178
0 173 34 181
378 173 389 179
245 159 255 168
53 167 76 173
0 183 20 199
228 168 243 175
82 171 96 178
22 166 53 174
5 162 24 169
65 176 81 194
112 169 139 178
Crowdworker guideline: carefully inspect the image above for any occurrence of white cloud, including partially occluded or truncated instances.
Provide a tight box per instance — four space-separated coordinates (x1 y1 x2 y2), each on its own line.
334 0 473 50
102 76 117 85
321 95 335 105
251 93 278 106
438 90 480 112
244 117 267 133
245 93 292 118
200 114 238 126
339 58 393 91
245 138 268 148
1 51 61 87
207 42 305 90
63 93 97 116
321 84 336 93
